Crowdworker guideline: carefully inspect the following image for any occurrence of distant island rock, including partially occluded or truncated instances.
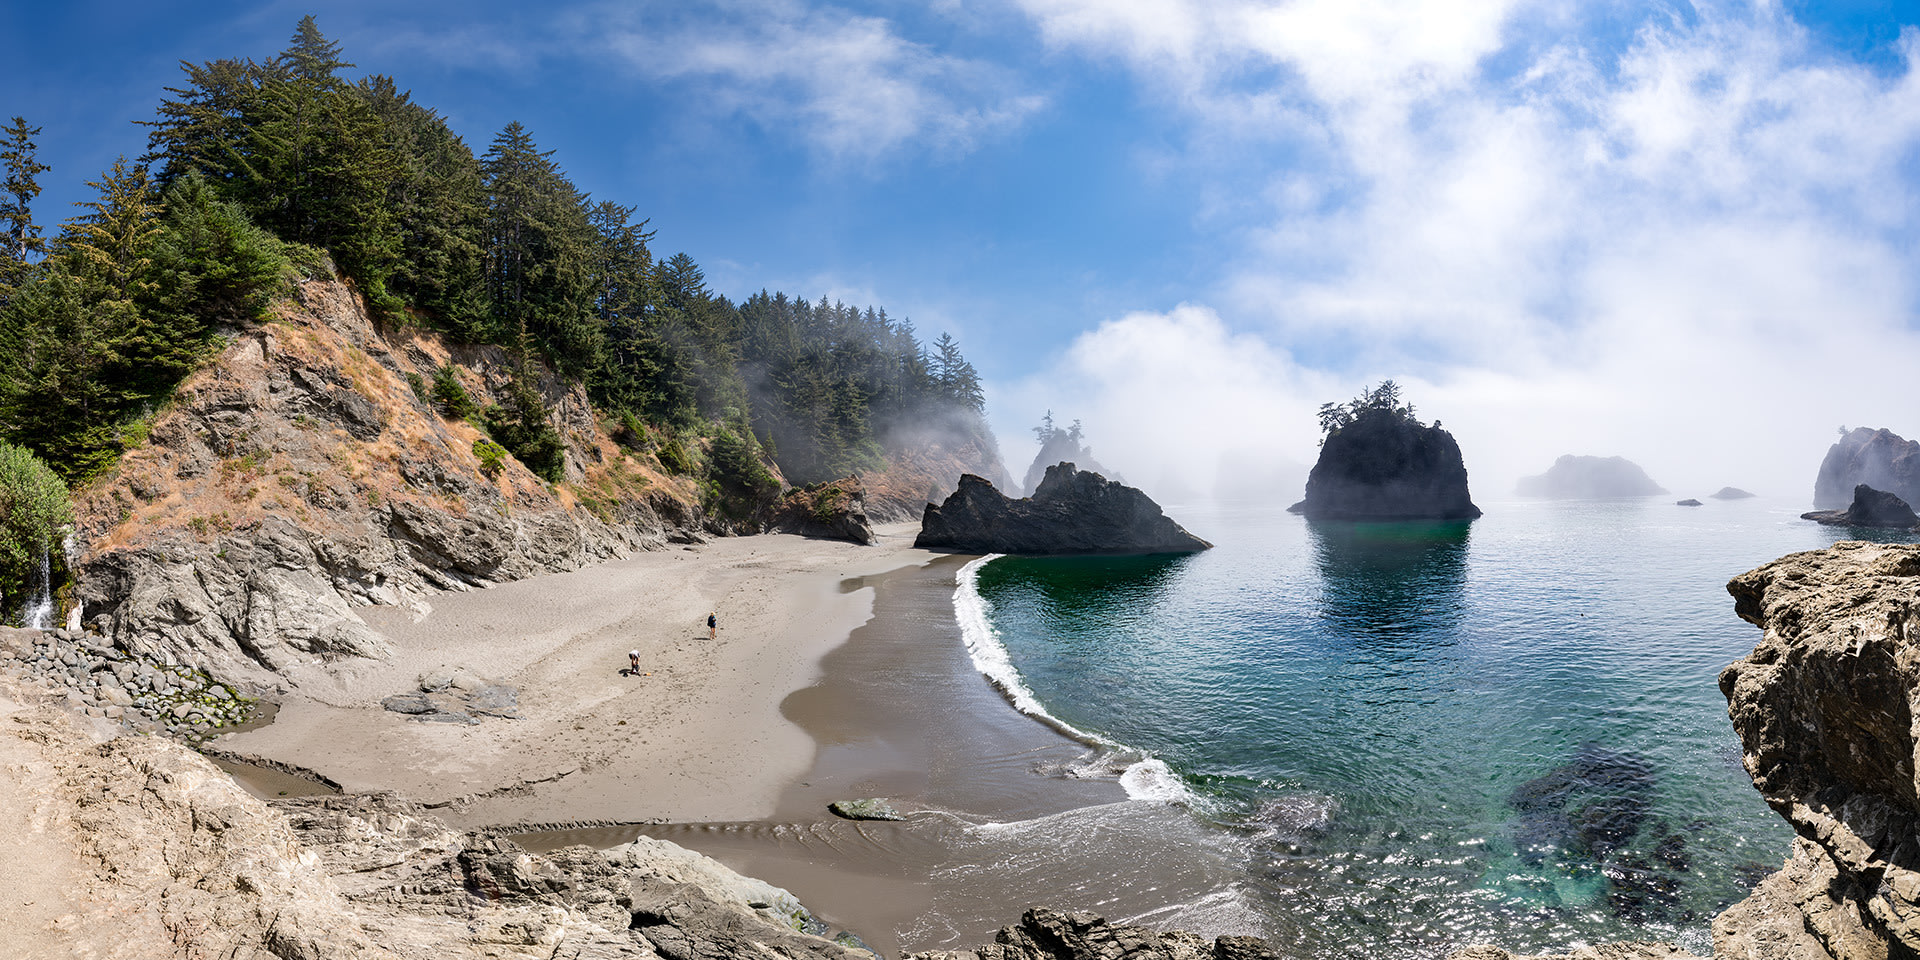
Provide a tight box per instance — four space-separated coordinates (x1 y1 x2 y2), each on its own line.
1800 483 1920 530
1711 487 1756 500
1022 413 1117 495
1676 499 1703 507
915 463 1210 554
1290 383 1481 521
1515 455 1667 499
1814 427 1920 509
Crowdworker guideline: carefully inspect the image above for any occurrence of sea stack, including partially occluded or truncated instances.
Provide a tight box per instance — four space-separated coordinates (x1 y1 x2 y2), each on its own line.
1516 455 1666 499
915 463 1210 554
1290 384 1481 521
1799 483 1920 530
1813 427 1920 509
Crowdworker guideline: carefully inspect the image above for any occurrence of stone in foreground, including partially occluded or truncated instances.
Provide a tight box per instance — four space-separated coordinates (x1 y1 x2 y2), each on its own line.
1799 483 1920 529
915 464 1211 555
828 798 905 821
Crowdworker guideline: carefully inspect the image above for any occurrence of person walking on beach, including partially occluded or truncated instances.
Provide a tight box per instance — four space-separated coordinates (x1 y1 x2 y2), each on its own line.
707 612 717 640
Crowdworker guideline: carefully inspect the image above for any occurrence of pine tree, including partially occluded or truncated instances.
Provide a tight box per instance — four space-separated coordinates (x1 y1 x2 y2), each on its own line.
61 157 162 305
284 14 351 82
480 122 599 375
0 117 50 304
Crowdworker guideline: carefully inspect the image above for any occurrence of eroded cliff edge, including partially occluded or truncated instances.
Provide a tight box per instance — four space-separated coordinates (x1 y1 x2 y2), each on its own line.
1715 540 1920 959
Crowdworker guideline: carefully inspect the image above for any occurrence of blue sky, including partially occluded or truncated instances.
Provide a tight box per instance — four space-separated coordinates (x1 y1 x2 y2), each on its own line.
6 1 1920 499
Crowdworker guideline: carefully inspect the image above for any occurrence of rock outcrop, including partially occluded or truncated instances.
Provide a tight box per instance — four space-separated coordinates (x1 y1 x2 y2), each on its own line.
1801 483 1920 530
0 681 870 960
767 479 877 544
1516 455 1667 499
1022 417 1117 495
908 908 1275 960
1713 541 1920 958
69 278 717 687
1814 427 1920 509
915 464 1210 555
1290 409 1481 521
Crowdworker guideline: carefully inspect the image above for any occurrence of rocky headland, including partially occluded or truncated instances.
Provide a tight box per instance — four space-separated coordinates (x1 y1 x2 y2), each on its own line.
1516 455 1666 499
1712 487 1756 500
1814 427 1920 509
1022 415 1117 495
915 463 1210 555
1801 483 1920 530
1290 407 1481 521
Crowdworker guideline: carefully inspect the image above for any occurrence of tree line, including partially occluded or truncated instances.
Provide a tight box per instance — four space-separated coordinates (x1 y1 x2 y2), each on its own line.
0 16 991 497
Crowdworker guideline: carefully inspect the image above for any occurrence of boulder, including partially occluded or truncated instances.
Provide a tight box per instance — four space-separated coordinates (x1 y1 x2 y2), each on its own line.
1799 483 1920 529
828 798 905 821
766 479 876 545
1813 427 1920 509
915 465 1210 555
1515 455 1667 498
1290 408 1481 521
907 908 1243 960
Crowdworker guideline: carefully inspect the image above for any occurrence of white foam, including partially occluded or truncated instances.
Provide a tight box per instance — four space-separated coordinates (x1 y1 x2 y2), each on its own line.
954 555 1197 808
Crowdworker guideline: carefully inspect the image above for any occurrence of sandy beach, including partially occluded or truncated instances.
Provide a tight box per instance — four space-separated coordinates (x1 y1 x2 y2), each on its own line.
219 522 939 826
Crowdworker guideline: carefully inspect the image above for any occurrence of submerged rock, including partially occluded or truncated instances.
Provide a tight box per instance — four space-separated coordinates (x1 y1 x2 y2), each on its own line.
1516 455 1667 499
1291 407 1481 521
915 464 1210 555
1813 427 1920 509
1799 483 1920 529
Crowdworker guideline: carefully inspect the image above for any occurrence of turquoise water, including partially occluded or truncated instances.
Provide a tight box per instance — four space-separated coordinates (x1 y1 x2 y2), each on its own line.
964 497 1915 957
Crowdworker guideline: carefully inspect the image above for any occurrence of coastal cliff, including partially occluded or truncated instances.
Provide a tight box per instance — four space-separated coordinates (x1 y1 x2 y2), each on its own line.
1713 541 1920 958
915 463 1211 554
1815 428 1920 509
67 278 717 688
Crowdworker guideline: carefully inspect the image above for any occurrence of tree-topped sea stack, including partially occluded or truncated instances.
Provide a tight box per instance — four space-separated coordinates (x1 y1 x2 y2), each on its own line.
915 464 1210 554
1290 382 1481 521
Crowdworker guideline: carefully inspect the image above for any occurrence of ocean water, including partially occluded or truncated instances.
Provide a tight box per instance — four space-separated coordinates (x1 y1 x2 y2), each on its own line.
952 496 1916 957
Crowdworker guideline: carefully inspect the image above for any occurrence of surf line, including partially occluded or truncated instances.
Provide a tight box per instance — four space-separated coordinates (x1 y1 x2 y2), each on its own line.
953 555 1189 805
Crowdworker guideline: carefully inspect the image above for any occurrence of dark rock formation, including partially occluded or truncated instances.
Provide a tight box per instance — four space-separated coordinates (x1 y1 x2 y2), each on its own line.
915 465 1210 555
907 908 1275 960
828 798 905 821
1714 541 1920 958
1516 455 1667 499
1290 409 1481 521
1675 499 1703 507
1814 427 1920 509
767 479 876 544
1711 487 1756 500
1800 483 1920 530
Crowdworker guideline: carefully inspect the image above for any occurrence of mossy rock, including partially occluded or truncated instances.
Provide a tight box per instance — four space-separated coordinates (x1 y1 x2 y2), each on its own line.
827 798 904 821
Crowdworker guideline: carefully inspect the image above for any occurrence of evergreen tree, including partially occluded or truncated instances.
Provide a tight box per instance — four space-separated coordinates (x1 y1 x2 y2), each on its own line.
931 332 984 412
480 122 599 376
0 117 50 304
358 75 485 330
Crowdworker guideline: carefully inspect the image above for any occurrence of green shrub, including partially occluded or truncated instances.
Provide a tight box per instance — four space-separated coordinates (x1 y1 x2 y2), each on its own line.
656 437 693 476
0 442 72 625
431 364 478 420
473 438 508 477
405 372 429 405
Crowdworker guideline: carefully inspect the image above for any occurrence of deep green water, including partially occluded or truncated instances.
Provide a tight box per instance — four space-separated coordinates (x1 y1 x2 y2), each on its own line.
960 497 1915 957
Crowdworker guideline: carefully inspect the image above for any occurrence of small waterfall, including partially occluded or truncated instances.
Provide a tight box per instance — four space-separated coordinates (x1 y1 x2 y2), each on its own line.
62 532 80 631
22 545 53 630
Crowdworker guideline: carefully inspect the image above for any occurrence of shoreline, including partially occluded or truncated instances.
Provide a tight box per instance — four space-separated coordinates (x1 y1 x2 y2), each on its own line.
216 522 939 826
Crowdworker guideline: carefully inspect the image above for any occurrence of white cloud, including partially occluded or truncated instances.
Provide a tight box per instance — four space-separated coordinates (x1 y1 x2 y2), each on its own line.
1000 2 1920 502
598 0 1045 161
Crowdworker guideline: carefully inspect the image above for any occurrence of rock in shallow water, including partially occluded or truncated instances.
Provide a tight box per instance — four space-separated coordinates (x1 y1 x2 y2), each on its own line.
915 464 1210 555
828 798 905 821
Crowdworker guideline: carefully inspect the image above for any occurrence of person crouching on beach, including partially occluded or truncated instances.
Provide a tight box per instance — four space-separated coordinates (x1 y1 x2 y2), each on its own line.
628 650 641 674
707 612 717 639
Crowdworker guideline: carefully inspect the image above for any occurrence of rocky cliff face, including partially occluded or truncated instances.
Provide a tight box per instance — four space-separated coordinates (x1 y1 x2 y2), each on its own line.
915 463 1210 555
863 419 1014 523
1292 409 1482 521
1714 541 1920 958
1516 455 1667 499
1815 427 1920 509
0 683 870 960
69 279 713 689
1801 484 1920 530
